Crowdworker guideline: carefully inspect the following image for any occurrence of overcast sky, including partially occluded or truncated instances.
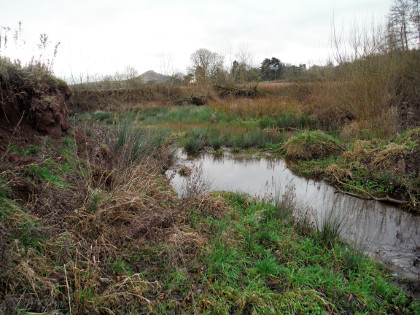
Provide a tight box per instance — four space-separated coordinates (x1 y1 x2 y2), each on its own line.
1 0 391 81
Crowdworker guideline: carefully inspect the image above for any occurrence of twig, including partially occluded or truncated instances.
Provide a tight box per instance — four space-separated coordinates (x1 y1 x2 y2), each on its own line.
64 263 72 314
332 174 406 205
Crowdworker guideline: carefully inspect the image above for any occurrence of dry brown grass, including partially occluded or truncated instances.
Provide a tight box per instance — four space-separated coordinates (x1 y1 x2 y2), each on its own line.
343 138 419 177
69 83 184 113
208 82 354 130
0 116 238 313
324 51 420 136
209 96 304 118
74 162 178 246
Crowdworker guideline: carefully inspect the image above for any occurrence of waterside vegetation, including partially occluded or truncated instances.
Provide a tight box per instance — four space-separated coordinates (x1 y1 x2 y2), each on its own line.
1 1 420 311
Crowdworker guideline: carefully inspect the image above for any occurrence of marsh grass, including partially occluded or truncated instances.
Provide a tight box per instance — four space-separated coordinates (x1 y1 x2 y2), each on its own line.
183 124 282 153
0 108 190 313
2 39 420 311
257 113 316 129
114 118 171 163
315 211 346 248
282 130 345 161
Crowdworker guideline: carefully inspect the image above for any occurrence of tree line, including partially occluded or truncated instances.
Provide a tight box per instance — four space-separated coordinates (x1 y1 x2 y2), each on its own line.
178 0 419 87
175 48 307 87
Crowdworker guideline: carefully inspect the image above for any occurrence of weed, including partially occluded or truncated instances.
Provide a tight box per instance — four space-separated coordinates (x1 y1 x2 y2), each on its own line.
62 135 76 152
0 176 11 199
110 257 133 276
256 255 279 276
26 163 68 189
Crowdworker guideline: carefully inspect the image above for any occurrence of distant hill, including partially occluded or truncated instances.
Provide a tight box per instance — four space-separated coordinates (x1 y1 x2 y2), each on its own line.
139 70 170 83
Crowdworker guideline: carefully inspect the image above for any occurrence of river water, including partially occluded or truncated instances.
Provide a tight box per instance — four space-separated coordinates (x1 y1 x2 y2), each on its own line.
167 151 420 279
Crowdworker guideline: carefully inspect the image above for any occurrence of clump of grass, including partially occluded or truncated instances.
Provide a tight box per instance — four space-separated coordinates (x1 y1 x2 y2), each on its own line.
342 247 366 274
282 130 344 160
114 118 170 163
7 142 40 156
315 212 345 248
343 135 419 181
335 131 420 209
90 110 115 123
178 166 191 177
184 129 206 153
398 128 420 143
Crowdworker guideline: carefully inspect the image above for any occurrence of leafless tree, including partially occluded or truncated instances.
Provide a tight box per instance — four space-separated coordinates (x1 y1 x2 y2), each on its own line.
410 0 420 45
388 0 419 49
188 48 224 87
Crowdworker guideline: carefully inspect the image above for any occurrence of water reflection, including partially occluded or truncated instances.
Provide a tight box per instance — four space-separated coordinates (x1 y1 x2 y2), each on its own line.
168 152 420 279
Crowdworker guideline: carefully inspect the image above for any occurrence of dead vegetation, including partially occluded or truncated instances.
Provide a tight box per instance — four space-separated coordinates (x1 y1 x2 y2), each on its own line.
68 82 212 114
0 60 235 313
0 123 232 313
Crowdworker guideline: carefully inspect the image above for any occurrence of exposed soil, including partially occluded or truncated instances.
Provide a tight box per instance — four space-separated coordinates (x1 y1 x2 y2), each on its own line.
0 76 71 138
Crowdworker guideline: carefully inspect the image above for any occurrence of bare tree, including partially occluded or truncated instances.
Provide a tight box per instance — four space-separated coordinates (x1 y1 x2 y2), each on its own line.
388 0 413 49
411 0 420 46
188 48 224 87
231 46 257 82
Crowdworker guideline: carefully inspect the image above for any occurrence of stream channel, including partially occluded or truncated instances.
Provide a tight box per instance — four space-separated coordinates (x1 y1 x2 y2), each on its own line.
167 151 420 280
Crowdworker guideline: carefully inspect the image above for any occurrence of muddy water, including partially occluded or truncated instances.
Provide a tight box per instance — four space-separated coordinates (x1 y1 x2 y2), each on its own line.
168 152 420 279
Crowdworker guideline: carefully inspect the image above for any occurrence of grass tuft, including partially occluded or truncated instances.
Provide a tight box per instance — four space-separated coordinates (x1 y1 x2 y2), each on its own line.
282 130 344 160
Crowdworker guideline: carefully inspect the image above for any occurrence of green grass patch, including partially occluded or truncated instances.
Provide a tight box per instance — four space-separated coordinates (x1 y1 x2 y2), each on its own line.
8 142 40 156
192 193 417 314
138 106 236 126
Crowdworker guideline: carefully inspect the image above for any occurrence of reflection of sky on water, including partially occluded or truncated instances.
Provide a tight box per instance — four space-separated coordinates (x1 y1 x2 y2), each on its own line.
168 152 420 279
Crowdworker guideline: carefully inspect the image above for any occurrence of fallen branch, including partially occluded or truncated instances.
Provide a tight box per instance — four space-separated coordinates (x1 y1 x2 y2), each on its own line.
332 174 406 205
